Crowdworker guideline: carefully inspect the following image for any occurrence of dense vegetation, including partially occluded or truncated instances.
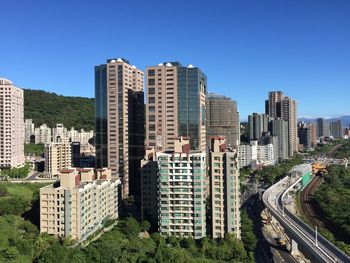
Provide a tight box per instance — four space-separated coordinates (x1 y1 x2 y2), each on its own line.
0 183 254 263
255 155 303 185
25 143 45 156
314 165 350 245
0 164 30 179
39 217 254 263
24 89 95 131
240 210 257 252
333 141 350 159
0 183 48 262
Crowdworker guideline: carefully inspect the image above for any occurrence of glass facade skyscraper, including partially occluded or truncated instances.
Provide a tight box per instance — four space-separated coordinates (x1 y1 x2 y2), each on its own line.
95 65 108 168
178 66 207 150
95 58 144 199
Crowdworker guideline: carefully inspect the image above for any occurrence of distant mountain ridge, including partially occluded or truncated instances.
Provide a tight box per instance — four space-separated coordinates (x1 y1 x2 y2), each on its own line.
24 89 95 131
298 115 350 126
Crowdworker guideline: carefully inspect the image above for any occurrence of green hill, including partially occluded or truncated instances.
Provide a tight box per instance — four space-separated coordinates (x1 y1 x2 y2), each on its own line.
24 89 95 131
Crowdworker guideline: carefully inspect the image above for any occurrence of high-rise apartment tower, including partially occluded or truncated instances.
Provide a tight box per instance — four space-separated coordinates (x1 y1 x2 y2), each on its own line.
0 78 24 169
95 58 144 198
145 62 207 152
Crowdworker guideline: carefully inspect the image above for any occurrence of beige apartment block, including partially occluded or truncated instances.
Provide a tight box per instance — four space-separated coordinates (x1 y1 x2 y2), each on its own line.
209 137 241 239
146 63 179 152
45 139 72 177
40 168 120 241
145 62 207 152
281 97 298 156
0 78 24 169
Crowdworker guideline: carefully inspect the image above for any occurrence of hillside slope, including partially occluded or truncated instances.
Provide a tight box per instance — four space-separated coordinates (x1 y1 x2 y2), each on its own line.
24 89 95 131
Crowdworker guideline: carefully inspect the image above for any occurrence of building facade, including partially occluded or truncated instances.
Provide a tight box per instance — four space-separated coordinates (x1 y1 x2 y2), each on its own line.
270 118 289 160
34 124 52 144
266 91 298 156
259 133 279 164
45 139 72 177
25 119 35 144
209 137 240 239
248 113 262 141
280 97 298 156
316 118 327 138
40 168 120 241
95 58 144 198
298 122 312 150
145 62 207 152
330 120 342 139
157 137 207 239
206 93 240 147
140 147 158 228
0 78 24 169
310 122 317 147
238 141 275 167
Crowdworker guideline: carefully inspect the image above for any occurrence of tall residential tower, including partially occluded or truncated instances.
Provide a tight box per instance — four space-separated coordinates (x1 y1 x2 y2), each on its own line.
266 91 298 156
0 78 24 169
95 58 144 198
145 62 207 152
209 137 240 239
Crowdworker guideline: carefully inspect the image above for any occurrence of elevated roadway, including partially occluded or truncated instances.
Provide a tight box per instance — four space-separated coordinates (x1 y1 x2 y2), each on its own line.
262 164 350 263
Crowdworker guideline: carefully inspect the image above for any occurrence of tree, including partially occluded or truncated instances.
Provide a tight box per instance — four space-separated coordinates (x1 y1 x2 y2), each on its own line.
240 210 257 252
141 220 151 232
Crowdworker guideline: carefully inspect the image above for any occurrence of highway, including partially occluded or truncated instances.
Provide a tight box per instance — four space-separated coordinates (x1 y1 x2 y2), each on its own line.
262 165 350 263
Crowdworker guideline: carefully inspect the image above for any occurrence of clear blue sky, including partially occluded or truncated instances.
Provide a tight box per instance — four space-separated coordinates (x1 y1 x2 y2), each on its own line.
1 0 350 119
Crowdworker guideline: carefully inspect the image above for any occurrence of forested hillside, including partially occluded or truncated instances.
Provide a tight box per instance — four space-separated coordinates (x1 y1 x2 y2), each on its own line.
24 89 95 131
314 165 350 245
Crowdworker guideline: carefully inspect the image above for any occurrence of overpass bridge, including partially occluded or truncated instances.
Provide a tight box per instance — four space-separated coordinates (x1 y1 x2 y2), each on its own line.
262 164 350 263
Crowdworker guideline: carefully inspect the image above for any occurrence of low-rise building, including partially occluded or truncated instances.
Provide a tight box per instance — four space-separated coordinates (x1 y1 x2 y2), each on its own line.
238 141 275 168
40 168 120 241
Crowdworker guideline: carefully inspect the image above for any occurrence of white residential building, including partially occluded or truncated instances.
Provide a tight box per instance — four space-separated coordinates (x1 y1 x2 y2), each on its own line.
34 124 52 144
68 128 94 145
52 123 68 143
25 119 35 143
238 141 275 168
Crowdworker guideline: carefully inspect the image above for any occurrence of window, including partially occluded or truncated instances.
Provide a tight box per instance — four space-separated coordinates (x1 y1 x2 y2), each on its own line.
148 79 155 85
148 69 155 76
149 124 155 131
149 115 155 122
148 97 155 103
148 88 155 94
149 106 155 112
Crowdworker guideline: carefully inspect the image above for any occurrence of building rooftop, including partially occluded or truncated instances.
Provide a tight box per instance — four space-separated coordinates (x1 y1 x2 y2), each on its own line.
0 78 13 84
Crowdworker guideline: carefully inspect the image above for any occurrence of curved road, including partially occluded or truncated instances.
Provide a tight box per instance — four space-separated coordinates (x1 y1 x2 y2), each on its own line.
263 172 350 263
